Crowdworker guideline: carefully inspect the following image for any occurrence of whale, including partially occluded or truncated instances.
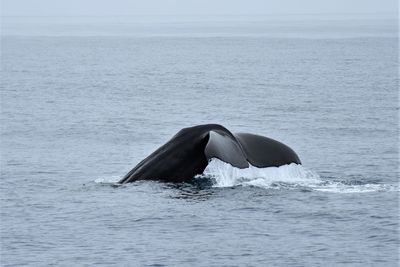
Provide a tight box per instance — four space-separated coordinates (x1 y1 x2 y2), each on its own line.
119 124 301 184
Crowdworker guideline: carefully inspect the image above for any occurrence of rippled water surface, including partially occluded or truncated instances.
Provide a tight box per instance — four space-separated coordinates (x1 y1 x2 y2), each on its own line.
1 17 399 266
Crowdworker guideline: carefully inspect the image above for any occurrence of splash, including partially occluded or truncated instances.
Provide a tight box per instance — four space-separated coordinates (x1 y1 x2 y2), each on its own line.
201 159 397 193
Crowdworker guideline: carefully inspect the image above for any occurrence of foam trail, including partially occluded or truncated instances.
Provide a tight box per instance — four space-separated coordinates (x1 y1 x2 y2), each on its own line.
311 182 395 193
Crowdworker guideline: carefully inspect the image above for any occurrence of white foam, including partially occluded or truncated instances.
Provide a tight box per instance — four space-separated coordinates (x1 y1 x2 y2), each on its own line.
311 183 396 193
94 176 121 184
201 158 397 193
203 158 320 187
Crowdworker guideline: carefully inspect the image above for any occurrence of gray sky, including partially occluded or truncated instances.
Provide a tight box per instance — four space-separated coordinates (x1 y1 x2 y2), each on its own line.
1 0 398 16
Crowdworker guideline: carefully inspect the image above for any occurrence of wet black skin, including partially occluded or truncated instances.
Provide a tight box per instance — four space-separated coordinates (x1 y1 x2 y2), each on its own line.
118 124 301 184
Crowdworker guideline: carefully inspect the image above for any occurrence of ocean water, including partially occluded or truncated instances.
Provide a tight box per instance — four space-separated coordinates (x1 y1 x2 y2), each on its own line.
1 16 399 266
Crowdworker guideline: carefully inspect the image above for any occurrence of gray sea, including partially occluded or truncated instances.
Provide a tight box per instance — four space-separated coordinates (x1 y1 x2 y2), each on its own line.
1 15 399 266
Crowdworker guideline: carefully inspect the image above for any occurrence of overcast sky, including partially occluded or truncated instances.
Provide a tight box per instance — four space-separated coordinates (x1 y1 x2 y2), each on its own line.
1 0 398 16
